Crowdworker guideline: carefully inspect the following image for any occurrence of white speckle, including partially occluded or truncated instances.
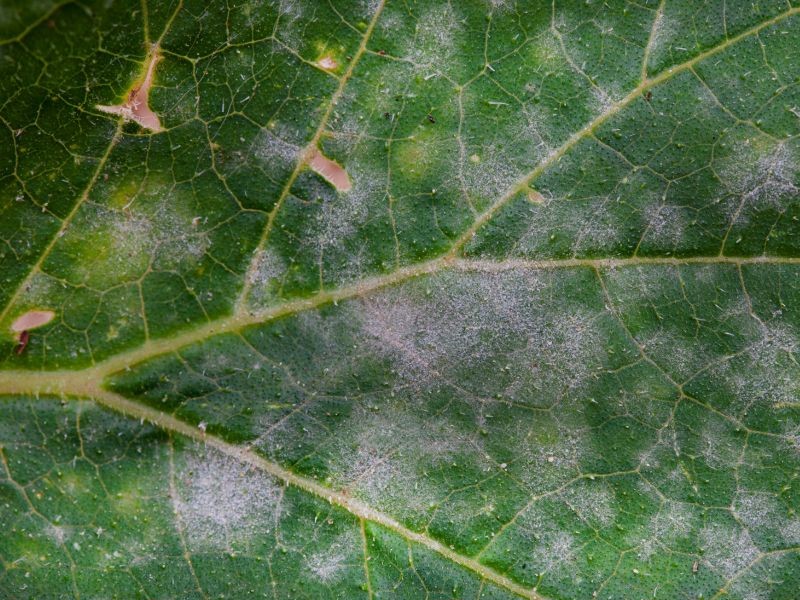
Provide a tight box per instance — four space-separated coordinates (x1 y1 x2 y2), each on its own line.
247 249 286 308
734 491 800 544
305 531 359 582
253 128 301 170
560 479 616 527
636 501 696 561
700 521 760 578
720 140 799 224
173 447 281 548
717 322 800 412
645 11 675 69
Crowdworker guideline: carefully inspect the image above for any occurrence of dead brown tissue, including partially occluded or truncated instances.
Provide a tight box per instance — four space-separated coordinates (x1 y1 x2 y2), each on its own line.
97 44 163 132
308 149 352 192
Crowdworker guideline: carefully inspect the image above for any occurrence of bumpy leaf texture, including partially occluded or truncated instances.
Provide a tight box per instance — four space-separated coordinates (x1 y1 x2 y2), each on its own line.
1 1 800 598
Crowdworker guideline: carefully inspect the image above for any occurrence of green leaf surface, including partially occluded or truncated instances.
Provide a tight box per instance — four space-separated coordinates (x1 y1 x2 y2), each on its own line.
1 1 800 598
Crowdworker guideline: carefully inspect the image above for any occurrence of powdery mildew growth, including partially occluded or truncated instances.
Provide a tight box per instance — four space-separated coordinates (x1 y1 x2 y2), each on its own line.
3 1 800 599
359 270 605 399
718 138 800 224
173 446 282 549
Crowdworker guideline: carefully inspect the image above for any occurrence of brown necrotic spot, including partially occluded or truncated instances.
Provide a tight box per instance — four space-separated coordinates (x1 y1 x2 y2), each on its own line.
316 56 338 70
97 44 163 132
308 149 351 192
15 330 29 355
526 188 545 204
11 310 55 333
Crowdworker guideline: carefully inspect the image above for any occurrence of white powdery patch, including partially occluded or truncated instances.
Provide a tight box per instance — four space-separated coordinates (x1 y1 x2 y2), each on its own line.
645 10 676 69
638 330 708 384
328 406 477 519
560 479 616 528
359 0 381 17
44 523 68 545
720 322 800 411
464 144 526 202
464 105 553 203
699 418 741 470
734 491 800 544
272 0 305 47
85 197 211 274
247 248 285 307
518 504 578 575
636 500 695 561
374 10 402 38
531 31 567 69
571 200 626 255
153 207 211 267
173 447 281 548
602 265 670 308
311 163 378 252
305 531 359 582
407 5 459 73
329 112 370 155
485 0 511 10
719 141 799 223
785 518 800 545
253 128 301 170
642 203 686 248
787 427 800 455
591 85 620 115
513 417 592 492
82 206 157 275
728 578 772 600
359 270 604 399
700 521 761 579
12 272 58 307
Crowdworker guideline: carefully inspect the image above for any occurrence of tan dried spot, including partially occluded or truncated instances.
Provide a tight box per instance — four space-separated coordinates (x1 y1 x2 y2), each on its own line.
308 149 351 192
316 56 338 70
527 188 545 204
97 44 163 132
11 310 55 333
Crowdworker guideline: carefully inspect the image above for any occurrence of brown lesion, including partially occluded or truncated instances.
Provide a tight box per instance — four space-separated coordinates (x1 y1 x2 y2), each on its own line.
526 188 546 204
97 44 163 132
10 309 55 355
316 56 339 70
308 149 351 192
11 310 55 333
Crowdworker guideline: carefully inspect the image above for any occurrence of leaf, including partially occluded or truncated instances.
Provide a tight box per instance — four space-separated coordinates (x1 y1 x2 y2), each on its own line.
1 1 800 598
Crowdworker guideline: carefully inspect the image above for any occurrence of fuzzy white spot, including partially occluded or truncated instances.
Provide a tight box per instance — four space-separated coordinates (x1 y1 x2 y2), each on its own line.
700 521 760 578
173 447 281 548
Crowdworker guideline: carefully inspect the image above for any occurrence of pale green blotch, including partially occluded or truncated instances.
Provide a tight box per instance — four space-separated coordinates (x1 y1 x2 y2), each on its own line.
54 177 209 289
392 127 446 183
526 32 567 70
314 41 346 72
